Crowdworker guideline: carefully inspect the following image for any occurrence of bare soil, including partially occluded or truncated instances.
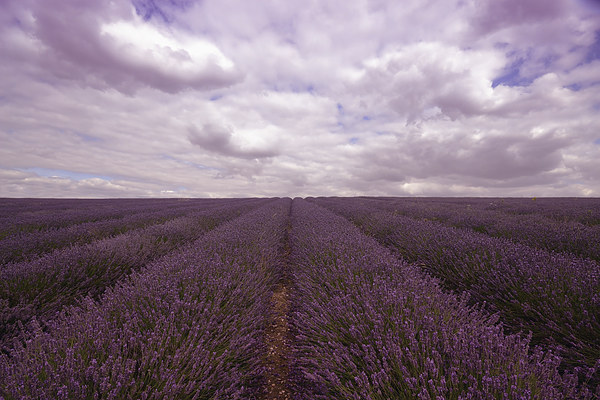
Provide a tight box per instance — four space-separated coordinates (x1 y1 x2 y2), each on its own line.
263 282 292 400
262 207 294 400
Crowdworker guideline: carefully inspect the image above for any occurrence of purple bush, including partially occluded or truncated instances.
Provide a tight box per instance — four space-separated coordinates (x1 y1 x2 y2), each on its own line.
344 197 600 262
0 199 268 350
0 199 191 238
0 199 241 264
312 197 600 394
288 199 588 399
1 196 597 399
0 198 291 399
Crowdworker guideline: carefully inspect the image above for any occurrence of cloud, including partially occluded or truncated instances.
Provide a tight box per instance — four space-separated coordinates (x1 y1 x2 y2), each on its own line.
1 0 241 94
132 0 195 23
351 128 569 187
188 123 280 160
472 0 569 35
1 0 599 198
352 42 504 122
0 168 181 198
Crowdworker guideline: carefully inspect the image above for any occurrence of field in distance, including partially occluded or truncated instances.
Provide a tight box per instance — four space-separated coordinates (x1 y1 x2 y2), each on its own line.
1 197 598 399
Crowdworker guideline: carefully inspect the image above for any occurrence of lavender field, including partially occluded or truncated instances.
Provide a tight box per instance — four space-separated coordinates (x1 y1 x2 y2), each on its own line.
0 197 599 399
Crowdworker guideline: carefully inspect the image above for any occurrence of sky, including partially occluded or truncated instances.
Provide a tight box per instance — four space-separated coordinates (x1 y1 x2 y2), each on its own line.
1 0 599 198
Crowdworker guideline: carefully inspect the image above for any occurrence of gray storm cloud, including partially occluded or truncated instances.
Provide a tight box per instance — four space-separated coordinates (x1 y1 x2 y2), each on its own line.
473 0 569 35
16 0 242 94
188 124 279 160
0 0 599 197
357 129 572 184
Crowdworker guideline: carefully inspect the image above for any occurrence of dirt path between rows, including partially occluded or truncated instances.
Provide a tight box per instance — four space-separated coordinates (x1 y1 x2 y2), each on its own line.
263 283 292 399
262 206 293 400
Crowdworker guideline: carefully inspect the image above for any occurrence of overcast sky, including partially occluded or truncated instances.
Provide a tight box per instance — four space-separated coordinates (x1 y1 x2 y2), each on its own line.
1 0 599 198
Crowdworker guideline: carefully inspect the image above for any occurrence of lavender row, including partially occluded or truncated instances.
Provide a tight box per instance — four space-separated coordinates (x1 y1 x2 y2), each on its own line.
0 198 197 219
0 199 268 349
364 197 600 226
0 198 291 399
352 197 600 262
288 199 587 399
0 198 143 219
0 199 239 264
312 197 600 390
0 198 220 239
0 198 175 234
461 197 600 226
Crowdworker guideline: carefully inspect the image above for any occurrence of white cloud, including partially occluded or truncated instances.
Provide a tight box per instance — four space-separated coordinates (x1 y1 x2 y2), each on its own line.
100 12 236 74
0 0 599 197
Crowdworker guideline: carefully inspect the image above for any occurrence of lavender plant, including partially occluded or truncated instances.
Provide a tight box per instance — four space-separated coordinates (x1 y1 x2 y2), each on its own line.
288 199 587 399
0 198 291 399
0 200 238 264
344 197 600 262
469 197 600 226
0 198 227 240
312 197 600 394
0 199 268 350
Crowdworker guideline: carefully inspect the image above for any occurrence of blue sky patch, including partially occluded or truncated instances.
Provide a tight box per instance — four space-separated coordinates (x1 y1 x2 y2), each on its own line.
492 59 535 88
76 132 102 142
584 30 600 63
565 83 583 91
132 0 193 23
162 154 219 171
19 167 113 181
133 0 168 22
